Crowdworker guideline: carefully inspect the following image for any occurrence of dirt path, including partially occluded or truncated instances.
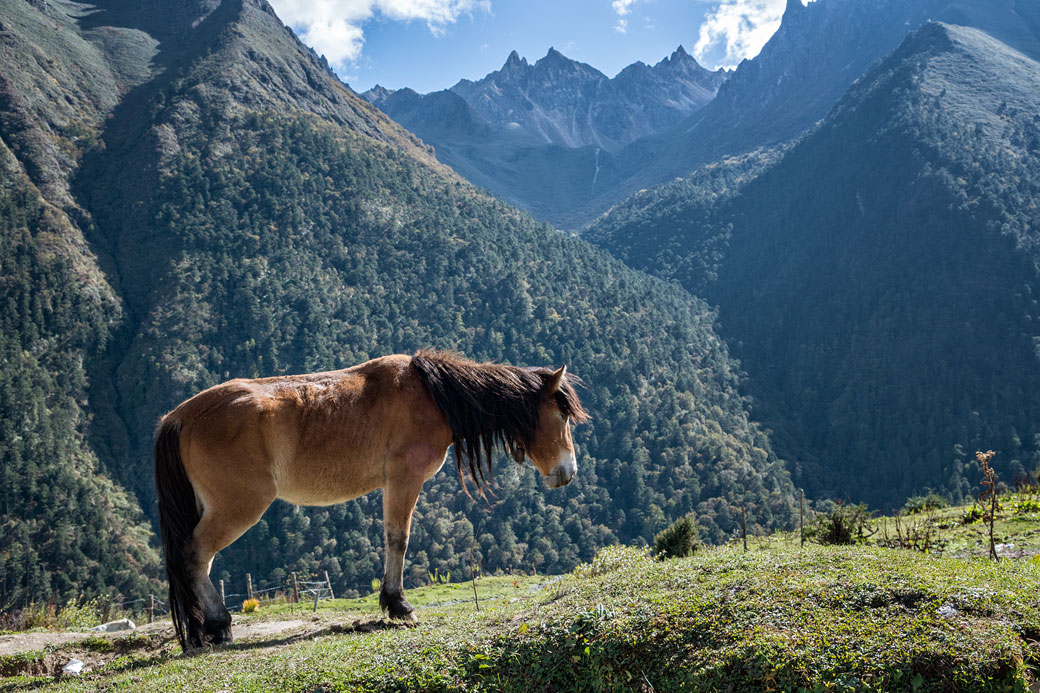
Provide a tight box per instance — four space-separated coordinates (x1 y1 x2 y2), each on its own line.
0 617 313 657
0 614 419 681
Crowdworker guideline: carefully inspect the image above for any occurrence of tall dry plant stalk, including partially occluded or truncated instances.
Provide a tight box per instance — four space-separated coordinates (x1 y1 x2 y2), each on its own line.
976 450 1001 561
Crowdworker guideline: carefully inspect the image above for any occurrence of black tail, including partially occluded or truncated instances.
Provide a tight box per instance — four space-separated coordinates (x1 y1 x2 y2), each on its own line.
154 418 205 649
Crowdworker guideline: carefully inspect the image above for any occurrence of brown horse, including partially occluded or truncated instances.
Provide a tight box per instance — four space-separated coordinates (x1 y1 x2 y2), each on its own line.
154 350 588 649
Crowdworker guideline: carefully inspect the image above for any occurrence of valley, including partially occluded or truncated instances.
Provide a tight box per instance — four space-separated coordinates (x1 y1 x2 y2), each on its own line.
2 0 1040 687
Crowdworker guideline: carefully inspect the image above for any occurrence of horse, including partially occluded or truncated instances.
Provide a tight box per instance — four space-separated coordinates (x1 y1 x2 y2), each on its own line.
154 350 588 649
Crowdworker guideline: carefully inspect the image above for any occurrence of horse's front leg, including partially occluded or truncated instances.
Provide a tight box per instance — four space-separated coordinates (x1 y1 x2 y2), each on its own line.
380 477 423 622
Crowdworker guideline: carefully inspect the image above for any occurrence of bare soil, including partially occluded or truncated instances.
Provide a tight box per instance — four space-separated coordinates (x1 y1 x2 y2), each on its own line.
0 616 414 680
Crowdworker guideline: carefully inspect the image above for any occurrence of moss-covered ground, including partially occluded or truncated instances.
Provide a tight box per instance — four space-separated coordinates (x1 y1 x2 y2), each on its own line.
4 502 1040 692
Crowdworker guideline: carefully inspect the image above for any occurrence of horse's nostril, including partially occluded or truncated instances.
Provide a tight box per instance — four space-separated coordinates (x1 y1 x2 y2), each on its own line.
548 466 574 488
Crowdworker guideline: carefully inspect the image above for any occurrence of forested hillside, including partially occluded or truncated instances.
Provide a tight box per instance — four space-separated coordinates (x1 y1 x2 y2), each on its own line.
0 0 794 607
0 0 169 608
589 23 1040 506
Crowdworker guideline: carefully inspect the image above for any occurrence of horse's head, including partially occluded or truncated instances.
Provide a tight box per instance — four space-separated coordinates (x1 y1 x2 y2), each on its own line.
525 366 588 488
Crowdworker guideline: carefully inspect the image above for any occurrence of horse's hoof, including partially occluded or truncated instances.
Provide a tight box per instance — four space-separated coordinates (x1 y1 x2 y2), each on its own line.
380 586 418 622
393 610 418 624
386 597 417 622
207 629 233 645
203 618 233 646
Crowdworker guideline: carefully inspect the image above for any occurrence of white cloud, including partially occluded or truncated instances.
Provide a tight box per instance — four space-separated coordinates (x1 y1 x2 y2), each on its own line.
611 0 639 34
268 0 490 68
692 0 786 70
611 0 638 17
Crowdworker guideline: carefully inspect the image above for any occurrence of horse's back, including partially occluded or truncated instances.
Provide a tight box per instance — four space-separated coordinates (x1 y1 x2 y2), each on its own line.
165 355 449 506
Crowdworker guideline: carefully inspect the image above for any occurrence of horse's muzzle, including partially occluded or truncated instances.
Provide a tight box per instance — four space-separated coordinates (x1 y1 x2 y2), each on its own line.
547 455 577 488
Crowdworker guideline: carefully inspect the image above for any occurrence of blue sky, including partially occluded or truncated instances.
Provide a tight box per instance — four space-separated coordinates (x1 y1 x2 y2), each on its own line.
266 0 795 94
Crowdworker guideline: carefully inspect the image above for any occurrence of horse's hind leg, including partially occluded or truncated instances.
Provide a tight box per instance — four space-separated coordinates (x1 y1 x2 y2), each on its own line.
188 488 275 644
380 477 424 622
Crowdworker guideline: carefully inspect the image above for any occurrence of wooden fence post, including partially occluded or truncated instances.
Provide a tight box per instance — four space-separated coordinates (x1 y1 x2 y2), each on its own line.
291 573 300 604
324 571 334 600
102 596 111 623
741 504 748 552
246 573 254 601
219 579 226 605
147 594 154 624
799 489 805 548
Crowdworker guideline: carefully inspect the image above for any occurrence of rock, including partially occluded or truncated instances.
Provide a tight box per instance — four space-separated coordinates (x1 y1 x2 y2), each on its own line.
90 618 136 632
62 658 85 675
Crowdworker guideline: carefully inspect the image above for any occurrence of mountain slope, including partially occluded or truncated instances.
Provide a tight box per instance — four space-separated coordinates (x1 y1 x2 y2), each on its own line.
0 0 170 608
1 0 795 605
589 22 1040 505
593 0 1040 225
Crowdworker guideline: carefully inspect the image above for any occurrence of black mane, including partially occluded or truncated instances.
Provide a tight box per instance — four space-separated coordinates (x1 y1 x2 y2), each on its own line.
410 350 587 494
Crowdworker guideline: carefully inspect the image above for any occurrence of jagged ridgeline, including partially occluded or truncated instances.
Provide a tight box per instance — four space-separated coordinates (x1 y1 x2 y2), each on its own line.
589 23 1040 506
0 0 793 603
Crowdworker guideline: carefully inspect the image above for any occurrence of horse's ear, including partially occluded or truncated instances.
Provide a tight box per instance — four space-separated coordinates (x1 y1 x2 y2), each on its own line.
548 365 567 393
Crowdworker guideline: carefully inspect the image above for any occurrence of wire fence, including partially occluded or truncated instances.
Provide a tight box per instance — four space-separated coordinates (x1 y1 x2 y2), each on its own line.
216 571 336 613
93 594 169 624
2 566 339 624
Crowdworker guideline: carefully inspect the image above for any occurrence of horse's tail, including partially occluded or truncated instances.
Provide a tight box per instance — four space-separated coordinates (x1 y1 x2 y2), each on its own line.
154 417 204 649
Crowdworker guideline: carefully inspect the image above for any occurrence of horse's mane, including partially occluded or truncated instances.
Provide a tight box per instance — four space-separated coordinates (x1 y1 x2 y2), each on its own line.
410 350 588 494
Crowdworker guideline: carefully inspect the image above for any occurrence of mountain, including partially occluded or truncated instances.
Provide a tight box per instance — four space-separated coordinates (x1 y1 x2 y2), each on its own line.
0 0 173 608
588 21 1040 506
362 47 728 228
613 0 1040 193
0 0 794 607
363 0 1040 230
446 45 728 152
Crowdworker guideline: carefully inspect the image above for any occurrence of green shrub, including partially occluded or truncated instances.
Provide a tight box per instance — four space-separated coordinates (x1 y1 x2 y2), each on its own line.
22 598 103 631
1014 497 1040 513
961 505 984 524
808 503 875 545
572 545 652 579
902 491 948 515
653 514 700 559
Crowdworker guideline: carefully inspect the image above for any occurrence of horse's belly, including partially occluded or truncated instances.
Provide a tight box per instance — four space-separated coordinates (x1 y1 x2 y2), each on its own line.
275 476 379 506
273 453 382 506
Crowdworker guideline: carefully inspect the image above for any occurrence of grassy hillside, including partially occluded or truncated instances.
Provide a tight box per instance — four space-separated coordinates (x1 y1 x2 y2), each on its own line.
5 494 1040 691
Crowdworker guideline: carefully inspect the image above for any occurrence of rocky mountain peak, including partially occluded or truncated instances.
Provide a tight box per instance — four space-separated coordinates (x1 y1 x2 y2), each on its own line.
424 45 731 152
362 84 396 106
543 46 566 63
660 44 696 68
503 49 528 70
652 44 724 82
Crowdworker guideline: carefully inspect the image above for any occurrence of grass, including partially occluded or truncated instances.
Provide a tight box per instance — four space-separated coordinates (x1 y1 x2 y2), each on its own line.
5 500 1040 691
877 493 1040 559
249 574 548 621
